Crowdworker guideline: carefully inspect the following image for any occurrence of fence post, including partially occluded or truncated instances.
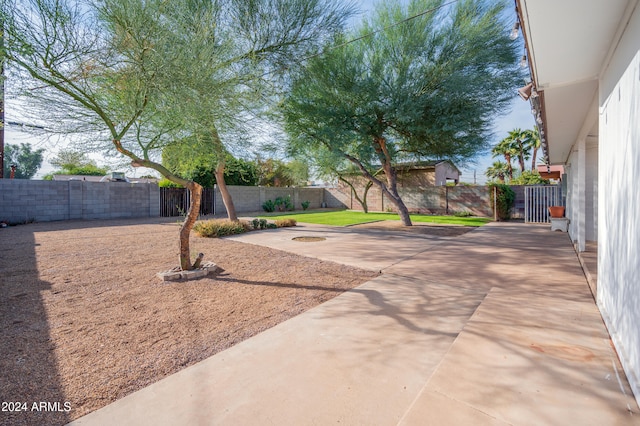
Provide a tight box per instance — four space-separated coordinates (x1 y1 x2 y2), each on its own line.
445 185 449 215
493 186 497 221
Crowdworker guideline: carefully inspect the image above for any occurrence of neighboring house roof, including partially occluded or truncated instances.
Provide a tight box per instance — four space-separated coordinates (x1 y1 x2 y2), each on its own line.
394 160 460 173
52 175 103 182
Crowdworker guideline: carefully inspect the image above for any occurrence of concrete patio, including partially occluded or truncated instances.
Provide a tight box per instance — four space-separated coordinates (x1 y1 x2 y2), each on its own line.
69 221 639 425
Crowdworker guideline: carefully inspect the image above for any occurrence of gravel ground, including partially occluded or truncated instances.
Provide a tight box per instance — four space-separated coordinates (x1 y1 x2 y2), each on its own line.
0 218 379 426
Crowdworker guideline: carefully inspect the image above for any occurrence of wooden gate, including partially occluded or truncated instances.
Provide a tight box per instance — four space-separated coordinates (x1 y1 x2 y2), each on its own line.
160 187 214 217
524 185 562 223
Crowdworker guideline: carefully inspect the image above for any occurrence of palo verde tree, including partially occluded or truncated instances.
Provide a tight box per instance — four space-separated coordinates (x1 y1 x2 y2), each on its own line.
2 0 206 270
162 139 259 188
283 0 521 225
143 0 355 221
1 0 354 270
299 146 381 212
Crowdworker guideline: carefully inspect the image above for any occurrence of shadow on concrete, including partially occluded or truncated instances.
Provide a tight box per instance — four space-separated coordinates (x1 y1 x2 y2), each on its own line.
0 227 70 426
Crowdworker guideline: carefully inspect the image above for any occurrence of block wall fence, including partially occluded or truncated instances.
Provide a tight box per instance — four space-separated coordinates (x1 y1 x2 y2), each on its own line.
0 179 529 223
0 180 159 223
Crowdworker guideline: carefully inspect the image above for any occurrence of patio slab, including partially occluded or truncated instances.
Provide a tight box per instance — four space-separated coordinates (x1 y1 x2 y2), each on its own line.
68 221 639 425
69 275 486 425
401 287 637 425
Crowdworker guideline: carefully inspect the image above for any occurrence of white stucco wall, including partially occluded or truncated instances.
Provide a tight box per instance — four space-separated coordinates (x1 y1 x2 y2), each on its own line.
585 140 598 242
598 4 640 406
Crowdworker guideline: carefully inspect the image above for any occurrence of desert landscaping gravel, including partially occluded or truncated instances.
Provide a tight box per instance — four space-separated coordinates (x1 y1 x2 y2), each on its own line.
0 218 379 426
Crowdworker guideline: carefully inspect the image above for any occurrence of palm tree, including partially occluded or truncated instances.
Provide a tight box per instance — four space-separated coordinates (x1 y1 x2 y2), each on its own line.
523 129 542 170
509 129 530 173
491 138 517 179
485 161 509 183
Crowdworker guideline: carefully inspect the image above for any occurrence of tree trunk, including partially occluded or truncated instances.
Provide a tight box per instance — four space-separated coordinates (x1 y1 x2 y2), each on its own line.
114 140 204 272
377 138 412 226
339 176 371 213
179 182 203 270
215 160 238 222
531 148 538 171
361 182 372 213
342 137 413 226
505 154 513 180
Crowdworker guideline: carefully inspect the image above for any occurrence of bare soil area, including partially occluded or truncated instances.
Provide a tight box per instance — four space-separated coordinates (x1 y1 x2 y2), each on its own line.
0 218 379 426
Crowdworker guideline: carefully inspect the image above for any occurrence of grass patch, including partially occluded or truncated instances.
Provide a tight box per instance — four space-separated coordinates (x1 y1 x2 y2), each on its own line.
259 210 491 227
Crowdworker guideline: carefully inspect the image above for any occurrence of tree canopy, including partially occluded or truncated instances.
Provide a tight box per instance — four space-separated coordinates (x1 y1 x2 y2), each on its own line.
283 0 522 225
2 0 354 270
162 140 259 187
2 143 44 179
490 128 542 181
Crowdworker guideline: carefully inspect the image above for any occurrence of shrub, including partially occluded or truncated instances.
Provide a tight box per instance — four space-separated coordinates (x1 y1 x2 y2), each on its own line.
274 196 293 212
193 219 249 238
301 200 310 210
275 218 297 228
250 218 269 230
488 183 516 221
262 199 276 212
454 210 473 217
266 223 278 229
158 178 182 188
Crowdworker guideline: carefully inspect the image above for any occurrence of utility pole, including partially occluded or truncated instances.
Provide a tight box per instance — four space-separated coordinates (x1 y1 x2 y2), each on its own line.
1 15 5 179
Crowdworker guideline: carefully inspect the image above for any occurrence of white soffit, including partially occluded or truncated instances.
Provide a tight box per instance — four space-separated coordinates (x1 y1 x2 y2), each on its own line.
519 0 630 163
544 80 597 162
521 0 627 89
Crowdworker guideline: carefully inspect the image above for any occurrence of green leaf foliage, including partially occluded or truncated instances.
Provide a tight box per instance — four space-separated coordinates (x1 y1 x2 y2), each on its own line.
283 0 522 222
284 0 521 165
2 143 45 179
488 183 516 220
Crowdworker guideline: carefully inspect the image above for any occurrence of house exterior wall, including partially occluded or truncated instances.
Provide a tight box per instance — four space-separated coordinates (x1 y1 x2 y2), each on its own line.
434 162 460 186
585 141 598 242
396 169 436 187
598 5 640 405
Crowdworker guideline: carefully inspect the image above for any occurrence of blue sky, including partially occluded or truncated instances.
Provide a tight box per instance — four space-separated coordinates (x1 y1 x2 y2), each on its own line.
5 0 534 182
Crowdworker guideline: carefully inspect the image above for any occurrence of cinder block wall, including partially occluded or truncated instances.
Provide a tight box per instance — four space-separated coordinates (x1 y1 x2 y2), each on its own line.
0 180 159 223
212 186 327 216
328 184 502 217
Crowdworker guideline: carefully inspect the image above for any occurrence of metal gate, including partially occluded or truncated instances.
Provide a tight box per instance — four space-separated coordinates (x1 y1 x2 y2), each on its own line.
160 187 215 217
524 185 562 223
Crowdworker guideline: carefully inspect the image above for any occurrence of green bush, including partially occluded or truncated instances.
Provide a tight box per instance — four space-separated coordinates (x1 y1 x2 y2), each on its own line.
158 178 182 188
193 219 249 238
275 218 297 228
274 196 293 212
263 196 293 212
301 200 311 210
454 210 473 217
262 199 276 212
488 183 516 221
250 218 269 230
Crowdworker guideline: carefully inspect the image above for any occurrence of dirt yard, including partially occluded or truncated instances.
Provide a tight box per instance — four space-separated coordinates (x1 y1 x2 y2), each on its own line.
0 217 475 425
0 218 380 426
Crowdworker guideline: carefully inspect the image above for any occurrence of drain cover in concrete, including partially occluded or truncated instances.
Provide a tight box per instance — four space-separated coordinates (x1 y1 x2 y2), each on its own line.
292 236 326 242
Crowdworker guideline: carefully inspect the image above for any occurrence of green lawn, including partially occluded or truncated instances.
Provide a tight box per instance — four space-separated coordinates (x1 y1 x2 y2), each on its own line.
258 210 492 227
